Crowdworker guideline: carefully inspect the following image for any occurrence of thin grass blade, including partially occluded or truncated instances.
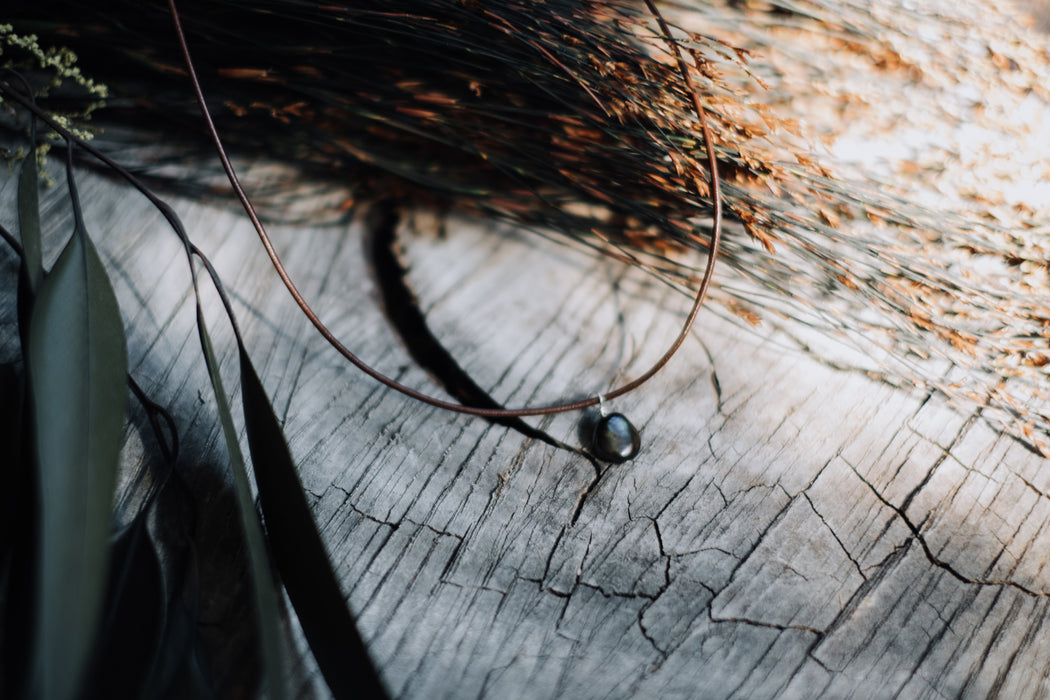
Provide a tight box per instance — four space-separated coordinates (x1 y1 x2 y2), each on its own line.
238 345 389 700
195 308 287 700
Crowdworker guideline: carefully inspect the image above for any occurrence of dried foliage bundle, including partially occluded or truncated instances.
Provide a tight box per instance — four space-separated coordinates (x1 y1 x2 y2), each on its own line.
685 0 1050 453
8 0 1050 452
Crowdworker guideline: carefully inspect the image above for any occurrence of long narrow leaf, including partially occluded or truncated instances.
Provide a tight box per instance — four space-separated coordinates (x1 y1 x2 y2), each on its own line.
26 153 127 700
195 309 287 700
18 146 43 294
239 345 389 700
16 142 43 348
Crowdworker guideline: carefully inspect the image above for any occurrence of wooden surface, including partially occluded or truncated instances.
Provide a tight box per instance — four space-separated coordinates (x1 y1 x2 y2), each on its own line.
4 160 1050 699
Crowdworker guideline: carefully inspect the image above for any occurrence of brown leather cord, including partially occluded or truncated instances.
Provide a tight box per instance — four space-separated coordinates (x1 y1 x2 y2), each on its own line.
166 0 723 418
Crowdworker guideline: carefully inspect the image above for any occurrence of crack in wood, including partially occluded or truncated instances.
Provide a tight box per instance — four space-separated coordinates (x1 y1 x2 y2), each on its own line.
577 580 657 601
986 596 1047 698
635 517 675 659
896 407 979 516
847 462 1050 597
541 526 568 586
807 541 912 663
636 610 668 659
801 492 867 582
568 461 606 527
707 608 824 636
327 484 467 544
1014 473 1050 504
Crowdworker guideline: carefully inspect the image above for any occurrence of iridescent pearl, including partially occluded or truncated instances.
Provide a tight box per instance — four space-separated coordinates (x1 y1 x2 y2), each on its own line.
591 413 640 463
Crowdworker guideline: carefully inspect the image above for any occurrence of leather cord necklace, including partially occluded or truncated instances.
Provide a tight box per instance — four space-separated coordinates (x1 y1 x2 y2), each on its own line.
167 0 723 463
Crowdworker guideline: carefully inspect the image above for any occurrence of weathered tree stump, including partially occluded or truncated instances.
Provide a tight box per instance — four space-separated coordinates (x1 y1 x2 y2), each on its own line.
4 156 1049 698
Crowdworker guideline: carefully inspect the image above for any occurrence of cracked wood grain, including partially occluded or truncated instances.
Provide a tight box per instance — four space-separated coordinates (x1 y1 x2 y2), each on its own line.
4 151 1050 700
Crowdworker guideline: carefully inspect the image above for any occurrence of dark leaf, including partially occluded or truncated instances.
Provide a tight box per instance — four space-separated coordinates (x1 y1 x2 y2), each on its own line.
17 142 42 348
82 515 165 699
18 145 43 294
195 309 287 700
153 593 214 700
26 153 128 700
239 345 389 700
139 473 212 700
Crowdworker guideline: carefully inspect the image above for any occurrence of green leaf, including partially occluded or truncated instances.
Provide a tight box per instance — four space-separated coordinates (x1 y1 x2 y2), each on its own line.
26 159 128 700
239 345 389 700
195 309 287 700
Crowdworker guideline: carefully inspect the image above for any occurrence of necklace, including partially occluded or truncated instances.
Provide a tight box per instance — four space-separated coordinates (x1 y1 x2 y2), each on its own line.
167 0 722 462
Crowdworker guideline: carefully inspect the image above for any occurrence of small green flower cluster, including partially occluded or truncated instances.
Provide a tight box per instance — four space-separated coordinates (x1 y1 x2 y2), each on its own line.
1 24 109 174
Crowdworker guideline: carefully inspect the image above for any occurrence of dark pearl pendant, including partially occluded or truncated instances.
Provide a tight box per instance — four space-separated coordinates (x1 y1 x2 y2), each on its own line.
591 413 641 463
